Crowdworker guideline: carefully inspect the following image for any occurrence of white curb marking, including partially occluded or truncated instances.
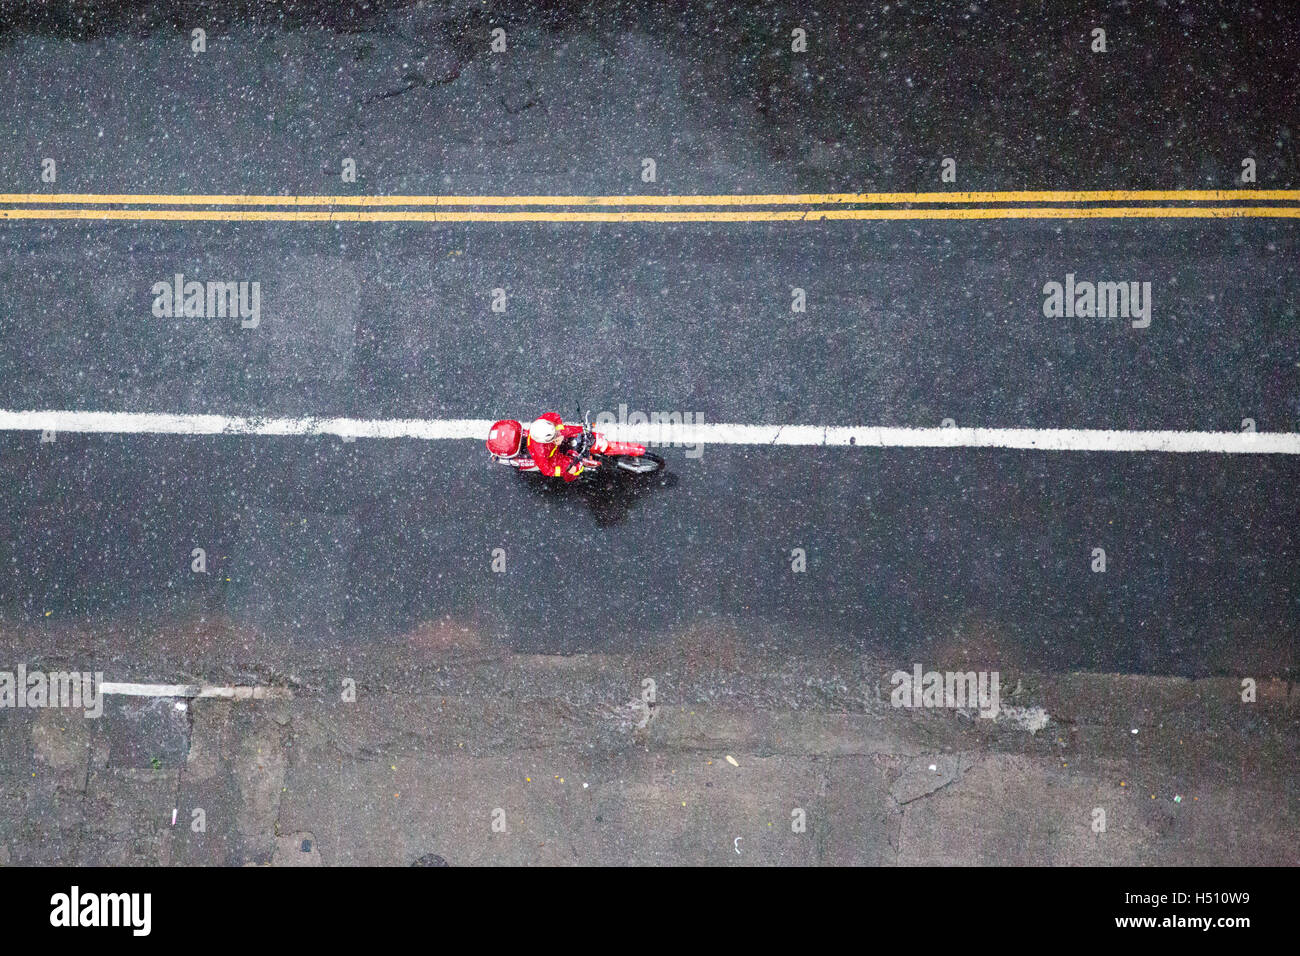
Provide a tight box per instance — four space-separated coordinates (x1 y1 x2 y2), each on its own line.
98 681 291 700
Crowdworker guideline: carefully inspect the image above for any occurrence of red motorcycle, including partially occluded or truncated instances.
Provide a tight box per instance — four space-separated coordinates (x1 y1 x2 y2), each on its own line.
485 411 665 476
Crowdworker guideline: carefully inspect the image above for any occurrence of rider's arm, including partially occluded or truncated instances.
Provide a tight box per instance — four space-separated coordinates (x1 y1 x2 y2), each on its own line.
562 451 584 479
558 424 587 477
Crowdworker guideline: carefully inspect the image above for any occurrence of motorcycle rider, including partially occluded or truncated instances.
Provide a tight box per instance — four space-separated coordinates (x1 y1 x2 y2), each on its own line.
527 412 606 482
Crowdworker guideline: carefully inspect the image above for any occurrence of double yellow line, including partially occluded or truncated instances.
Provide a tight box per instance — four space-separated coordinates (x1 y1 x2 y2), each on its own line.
2 189 1298 223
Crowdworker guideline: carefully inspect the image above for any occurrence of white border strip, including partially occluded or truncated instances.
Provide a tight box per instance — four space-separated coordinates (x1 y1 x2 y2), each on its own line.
1 409 1296 454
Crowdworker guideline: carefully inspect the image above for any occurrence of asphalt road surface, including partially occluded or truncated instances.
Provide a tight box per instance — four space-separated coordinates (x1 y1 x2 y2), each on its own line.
0 0 1297 683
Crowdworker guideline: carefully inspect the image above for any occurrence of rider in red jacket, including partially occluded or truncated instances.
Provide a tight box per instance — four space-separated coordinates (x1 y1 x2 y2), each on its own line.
527 413 588 481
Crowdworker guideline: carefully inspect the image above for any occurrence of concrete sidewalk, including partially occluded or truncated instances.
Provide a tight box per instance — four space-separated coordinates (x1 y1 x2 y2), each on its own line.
1 644 1296 866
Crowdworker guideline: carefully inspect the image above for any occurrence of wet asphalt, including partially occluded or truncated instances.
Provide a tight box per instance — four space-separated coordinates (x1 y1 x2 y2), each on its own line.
0 0 1297 679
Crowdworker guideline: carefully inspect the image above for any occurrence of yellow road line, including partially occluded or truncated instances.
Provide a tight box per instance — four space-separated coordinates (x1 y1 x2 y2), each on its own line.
1 189 1299 207
2 206 1300 223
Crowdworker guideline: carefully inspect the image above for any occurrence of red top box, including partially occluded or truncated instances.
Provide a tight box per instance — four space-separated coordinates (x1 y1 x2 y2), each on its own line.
486 419 524 457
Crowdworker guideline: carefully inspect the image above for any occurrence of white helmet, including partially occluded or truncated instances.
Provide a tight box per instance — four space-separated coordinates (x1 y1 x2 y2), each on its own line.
529 417 557 444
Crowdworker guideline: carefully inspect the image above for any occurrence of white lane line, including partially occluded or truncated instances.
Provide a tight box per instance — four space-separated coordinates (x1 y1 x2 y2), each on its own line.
0 409 487 439
0 409 1296 454
99 681 292 700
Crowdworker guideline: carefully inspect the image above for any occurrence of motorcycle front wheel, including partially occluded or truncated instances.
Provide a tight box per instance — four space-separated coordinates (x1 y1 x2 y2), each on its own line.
611 452 665 475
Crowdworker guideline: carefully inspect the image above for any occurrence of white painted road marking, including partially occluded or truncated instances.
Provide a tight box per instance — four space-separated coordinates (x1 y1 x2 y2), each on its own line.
0 409 1296 454
98 681 292 700
98 682 198 697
